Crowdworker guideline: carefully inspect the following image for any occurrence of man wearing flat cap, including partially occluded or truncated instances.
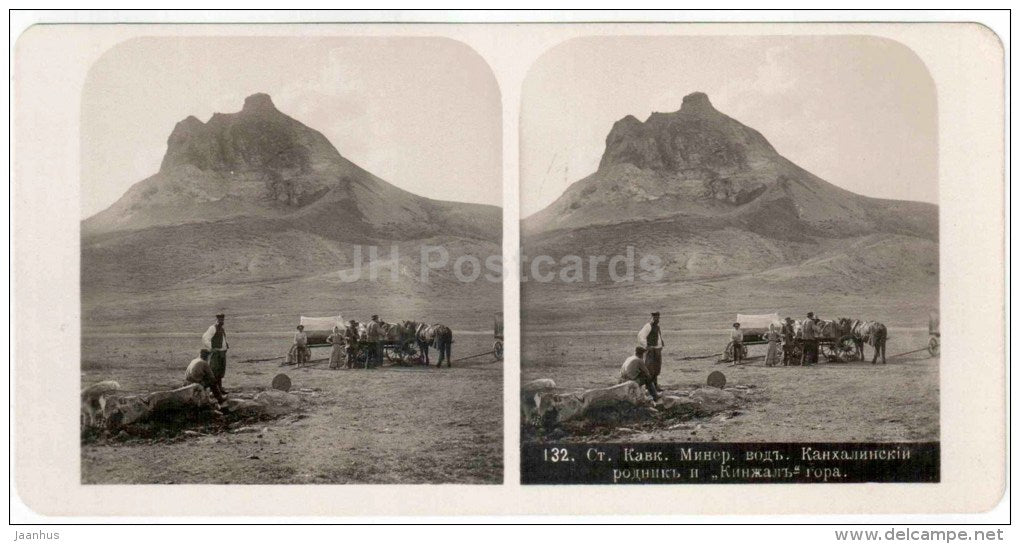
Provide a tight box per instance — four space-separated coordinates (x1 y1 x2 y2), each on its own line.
637 311 665 390
202 313 229 395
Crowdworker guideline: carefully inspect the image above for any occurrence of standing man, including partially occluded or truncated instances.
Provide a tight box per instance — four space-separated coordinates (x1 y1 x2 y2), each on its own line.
202 313 229 395
729 322 744 366
781 317 796 366
292 324 310 367
366 315 384 368
637 311 665 390
345 319 360 369
800 312 818 366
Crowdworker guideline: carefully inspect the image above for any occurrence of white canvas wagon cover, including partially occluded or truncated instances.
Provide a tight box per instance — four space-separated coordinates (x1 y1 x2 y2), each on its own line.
300 314 346 331
736 313 782 331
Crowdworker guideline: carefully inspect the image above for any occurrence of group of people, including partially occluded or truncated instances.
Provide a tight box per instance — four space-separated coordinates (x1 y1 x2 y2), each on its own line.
728 312 825 367
290 314 388 369
184 313 230 405
617 310 830 400
180 311 398 407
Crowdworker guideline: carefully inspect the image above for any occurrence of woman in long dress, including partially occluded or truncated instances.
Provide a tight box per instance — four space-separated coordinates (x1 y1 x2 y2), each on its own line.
327 326 345 369
764 323 780 367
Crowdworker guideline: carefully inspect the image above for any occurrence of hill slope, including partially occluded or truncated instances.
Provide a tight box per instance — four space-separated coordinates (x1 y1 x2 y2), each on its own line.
522 92 938 321
82 94 500 330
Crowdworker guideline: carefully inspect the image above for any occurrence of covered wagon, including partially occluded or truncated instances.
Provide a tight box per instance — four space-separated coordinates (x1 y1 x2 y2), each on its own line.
724 312 782 361
300 314 347 347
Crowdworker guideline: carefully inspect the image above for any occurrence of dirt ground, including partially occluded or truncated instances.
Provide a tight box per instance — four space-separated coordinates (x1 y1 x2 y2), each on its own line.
82 332 502 484
521 327 939 444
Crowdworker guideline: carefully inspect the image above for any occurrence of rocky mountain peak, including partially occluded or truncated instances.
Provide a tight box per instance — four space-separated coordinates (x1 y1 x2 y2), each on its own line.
242 92 277 113
85 94 502 243
679 91 715 114
598 92 776 173
158 93 332 175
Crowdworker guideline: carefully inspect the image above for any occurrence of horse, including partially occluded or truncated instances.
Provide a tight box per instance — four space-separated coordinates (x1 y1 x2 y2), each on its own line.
849 319 888 364
788 317 856 363
415 323 453 367
415 322 436 365
373 320 422 365
432 325 453 368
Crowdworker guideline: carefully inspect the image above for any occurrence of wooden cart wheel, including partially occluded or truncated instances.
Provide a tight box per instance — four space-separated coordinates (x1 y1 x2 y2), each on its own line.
384 341 420 365
928 336 940 357
835 335 859 362
402 341 421 365
493 340 504 361
819 342 839 363
724 341 746 362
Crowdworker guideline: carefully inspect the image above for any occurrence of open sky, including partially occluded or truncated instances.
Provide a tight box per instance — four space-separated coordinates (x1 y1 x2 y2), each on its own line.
81 36 501 218
521 35 938 217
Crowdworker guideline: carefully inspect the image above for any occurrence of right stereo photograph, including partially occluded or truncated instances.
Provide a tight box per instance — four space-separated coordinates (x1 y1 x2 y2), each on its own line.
519 35 940 484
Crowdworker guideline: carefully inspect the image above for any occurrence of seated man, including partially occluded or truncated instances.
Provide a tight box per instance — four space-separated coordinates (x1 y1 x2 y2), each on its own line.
185 349 225 403
619 346 659 400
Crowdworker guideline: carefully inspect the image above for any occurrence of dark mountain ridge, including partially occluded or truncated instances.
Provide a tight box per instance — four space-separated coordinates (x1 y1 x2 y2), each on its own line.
525 92 937 243
84 93 500 242
82 94 500 301
522 92 938 294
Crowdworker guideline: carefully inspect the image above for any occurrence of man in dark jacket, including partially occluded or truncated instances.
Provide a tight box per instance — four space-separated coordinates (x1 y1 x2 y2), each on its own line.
345 319 360 369
781 317 796 366
637 312 665 390
202 313 229 394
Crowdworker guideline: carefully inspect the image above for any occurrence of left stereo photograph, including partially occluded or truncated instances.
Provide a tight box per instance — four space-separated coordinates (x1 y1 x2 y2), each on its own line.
77 36 504 484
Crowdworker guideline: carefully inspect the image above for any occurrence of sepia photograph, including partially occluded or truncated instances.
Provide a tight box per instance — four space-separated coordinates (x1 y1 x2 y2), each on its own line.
10 14 1005 521
77 36 504 484
519 35 942 483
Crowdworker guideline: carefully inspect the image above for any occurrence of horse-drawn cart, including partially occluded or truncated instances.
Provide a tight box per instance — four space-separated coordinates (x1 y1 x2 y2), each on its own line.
724 313 858 364
788 319 859 363
291 315 419 367
350 321 422 367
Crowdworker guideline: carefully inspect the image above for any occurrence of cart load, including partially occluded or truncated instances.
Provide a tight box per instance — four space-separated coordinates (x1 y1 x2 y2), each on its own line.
724 312 781 361
300 314 346 346
736 313 782 337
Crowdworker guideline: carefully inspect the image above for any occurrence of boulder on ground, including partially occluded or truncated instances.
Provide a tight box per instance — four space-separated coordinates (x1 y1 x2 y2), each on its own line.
103 394 149 427
531 380 652 426
689 387 738 413
102 384 216 428
522 379 556 394
658 395 701 415
223 398 266 417
146 384 214 412
254 390 304 416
